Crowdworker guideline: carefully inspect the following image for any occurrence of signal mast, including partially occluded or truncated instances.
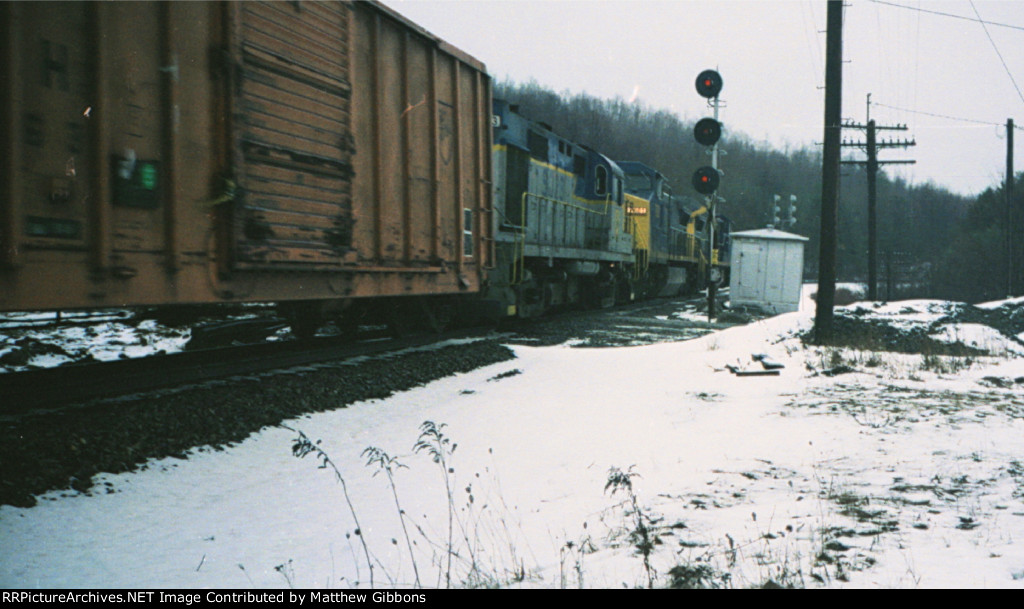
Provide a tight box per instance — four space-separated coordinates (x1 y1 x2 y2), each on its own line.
693 69 723 320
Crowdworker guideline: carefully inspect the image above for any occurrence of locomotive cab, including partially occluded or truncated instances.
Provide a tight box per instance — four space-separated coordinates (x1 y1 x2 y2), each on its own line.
618 162 691 298
485 101 634 318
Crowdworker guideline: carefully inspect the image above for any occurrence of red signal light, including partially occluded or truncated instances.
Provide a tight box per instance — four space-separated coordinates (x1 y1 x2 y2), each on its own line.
695 69 723 98
691 166 719 195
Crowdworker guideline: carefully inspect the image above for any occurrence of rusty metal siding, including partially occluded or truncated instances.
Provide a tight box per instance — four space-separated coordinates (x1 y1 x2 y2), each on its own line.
1 0 491 312
3 2 94 263
348 2 491 282
2 1 228 310
230 0 354 268
1 2 18 269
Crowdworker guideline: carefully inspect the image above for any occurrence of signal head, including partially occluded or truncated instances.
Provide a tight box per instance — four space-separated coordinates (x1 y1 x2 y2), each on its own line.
694 117 722 147
695 69 723 98
691 166 720 195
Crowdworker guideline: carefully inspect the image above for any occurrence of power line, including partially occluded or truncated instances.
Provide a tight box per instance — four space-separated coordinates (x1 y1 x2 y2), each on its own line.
799 1 824 90
868 0 1024 32
911 0 921 128
872 101 1023 129
970 1 1024 107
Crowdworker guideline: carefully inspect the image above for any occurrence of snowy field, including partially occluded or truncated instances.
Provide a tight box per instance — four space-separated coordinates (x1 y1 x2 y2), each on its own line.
2 287 1024 589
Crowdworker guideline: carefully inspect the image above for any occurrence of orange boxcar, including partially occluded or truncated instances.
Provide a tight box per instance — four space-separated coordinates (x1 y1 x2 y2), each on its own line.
0 1 492 322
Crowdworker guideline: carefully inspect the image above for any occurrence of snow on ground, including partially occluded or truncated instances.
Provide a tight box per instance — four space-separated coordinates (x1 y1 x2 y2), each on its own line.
0 312 191 372
979 295 1024 310
932 324 1024 357
2 288 1024 589
0 306 290 373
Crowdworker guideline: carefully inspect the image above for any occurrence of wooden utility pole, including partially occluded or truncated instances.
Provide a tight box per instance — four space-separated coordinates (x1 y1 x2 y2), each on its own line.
867 122 878 301
1007 118 1015 296
842 104 915 301
814 0 843 343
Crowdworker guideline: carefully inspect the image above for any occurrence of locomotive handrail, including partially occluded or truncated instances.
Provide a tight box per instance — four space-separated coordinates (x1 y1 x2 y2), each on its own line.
669 225 699 260
629 216 650 279
510 191 614 286
521 191 611 221
512 224 525 285
505 190 611 231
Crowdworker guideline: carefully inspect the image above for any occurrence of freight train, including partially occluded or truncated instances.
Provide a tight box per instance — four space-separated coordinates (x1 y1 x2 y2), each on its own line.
0 1 729 336
482 100 729 320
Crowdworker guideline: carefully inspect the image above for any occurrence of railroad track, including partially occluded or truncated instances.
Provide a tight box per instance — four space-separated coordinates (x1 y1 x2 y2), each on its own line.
0 310 135 330
0 291 731 415
0 328 494 416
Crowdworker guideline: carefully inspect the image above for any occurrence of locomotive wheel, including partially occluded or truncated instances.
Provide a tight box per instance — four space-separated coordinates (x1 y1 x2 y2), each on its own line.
614 271 633 306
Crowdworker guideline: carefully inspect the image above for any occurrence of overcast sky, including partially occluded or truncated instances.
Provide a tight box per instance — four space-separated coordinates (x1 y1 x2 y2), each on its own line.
386 0 1024 197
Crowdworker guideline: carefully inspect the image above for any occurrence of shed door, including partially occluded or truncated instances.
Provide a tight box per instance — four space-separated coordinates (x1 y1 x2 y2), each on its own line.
735 241 765 302
230 1 354 268
763 242 803 307
763 243 785 305
780 242 804 305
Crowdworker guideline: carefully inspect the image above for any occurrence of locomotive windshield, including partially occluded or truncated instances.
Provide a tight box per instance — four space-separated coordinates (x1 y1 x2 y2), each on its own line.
623 173 652 195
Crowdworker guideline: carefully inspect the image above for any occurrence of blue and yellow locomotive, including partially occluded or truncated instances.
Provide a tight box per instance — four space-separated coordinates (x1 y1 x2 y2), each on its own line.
482 100 730 319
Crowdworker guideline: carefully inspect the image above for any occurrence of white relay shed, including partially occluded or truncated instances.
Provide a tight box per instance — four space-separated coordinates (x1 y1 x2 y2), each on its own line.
728 228 808 313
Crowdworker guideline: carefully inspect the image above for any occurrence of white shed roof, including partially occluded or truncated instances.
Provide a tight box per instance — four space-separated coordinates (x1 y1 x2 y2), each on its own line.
730 228 809 242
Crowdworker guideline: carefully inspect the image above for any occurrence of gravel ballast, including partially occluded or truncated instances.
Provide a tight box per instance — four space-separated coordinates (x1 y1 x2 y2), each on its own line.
0 340 516 508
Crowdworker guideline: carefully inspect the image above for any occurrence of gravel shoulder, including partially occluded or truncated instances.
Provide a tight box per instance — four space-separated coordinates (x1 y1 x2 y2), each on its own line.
0 341 516 508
